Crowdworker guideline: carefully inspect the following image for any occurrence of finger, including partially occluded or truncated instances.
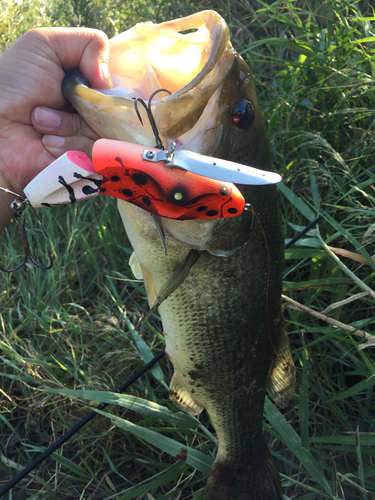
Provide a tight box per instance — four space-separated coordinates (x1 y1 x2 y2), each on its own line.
32 106 100 141
28 27 112 90
42 134 95 159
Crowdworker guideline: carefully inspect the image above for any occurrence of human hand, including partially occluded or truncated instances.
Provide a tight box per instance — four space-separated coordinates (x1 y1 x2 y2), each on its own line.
0 27 112 230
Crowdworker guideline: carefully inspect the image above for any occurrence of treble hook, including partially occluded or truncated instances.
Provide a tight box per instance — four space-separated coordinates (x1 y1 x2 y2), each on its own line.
0 188 53 273
134 89 173 256
134 88 172 150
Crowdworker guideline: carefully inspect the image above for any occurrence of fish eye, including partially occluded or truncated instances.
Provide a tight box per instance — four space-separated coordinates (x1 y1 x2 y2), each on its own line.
232 100 255 129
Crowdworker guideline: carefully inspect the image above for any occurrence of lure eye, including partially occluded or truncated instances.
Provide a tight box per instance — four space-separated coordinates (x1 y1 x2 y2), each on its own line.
171 188 187 205
232 100 255 129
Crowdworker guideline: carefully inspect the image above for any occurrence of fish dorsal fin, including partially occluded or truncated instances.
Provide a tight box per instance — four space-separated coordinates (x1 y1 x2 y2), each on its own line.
266 327 295 408
169 371 204 416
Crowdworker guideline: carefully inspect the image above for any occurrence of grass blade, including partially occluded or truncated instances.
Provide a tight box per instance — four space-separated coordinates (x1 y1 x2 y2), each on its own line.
94 409 213 474
47 389 197 427
264 398 333 496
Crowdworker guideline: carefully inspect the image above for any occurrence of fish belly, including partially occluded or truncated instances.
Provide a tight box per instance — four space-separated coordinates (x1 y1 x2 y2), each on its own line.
118 185 286 499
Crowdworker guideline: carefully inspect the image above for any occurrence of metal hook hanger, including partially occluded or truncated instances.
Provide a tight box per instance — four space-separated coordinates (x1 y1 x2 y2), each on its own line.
134 88 172 150
0 187 53 273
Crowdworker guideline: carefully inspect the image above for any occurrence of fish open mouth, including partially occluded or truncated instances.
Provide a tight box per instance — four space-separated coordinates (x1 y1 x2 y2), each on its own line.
62 10 235 150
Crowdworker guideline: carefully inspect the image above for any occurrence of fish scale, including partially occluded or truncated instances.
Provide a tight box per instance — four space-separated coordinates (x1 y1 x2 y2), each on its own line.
62 9 296 499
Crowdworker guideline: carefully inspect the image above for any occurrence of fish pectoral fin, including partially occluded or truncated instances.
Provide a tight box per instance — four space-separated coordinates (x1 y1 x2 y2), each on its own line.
129 251 143 279
129 252 158 308
150 249 201 314
169 372 204 416
137 249 201 331
139 249 201 330
266 327 296 408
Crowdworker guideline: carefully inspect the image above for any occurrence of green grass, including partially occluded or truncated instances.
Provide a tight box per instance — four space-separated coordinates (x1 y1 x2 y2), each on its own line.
1 0 375 499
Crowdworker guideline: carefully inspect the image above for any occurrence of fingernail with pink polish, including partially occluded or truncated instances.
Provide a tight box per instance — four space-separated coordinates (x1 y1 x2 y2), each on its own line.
35 107 61 128
42 135 65 148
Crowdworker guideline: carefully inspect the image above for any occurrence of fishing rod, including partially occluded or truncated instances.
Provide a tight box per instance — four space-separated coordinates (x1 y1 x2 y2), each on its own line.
0 350 165 497
1 167 373 496
285 167 374 249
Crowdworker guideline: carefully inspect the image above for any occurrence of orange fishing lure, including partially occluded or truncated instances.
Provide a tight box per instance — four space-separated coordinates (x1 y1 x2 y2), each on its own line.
92 140 245 220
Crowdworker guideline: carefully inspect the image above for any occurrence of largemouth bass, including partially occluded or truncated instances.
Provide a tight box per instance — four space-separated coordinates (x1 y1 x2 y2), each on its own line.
62 10 295 499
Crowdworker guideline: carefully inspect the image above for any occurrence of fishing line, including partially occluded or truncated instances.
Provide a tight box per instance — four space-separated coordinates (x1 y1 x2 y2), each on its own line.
239 165 375 365
284 167 375 249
